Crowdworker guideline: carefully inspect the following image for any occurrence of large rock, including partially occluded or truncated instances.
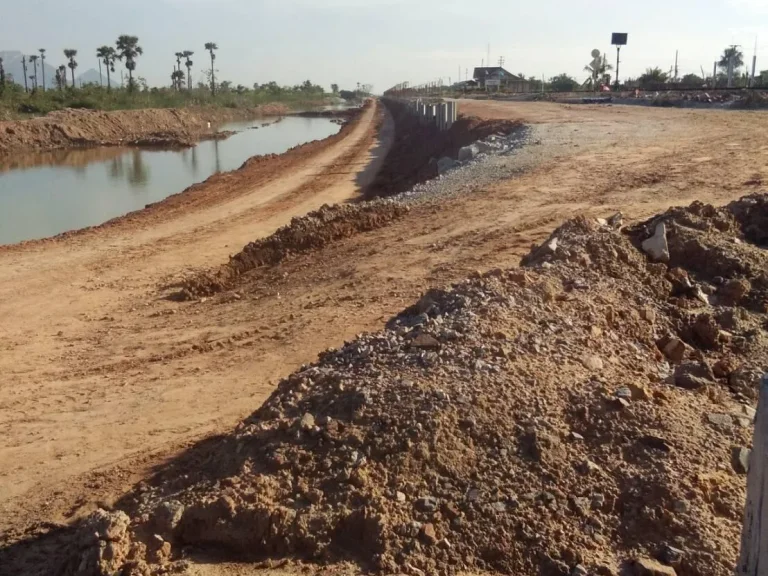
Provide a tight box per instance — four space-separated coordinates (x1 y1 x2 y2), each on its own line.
458 144 480 162
632 557 677 575
641 222 670 262
437 156 459 175
674 362 715 390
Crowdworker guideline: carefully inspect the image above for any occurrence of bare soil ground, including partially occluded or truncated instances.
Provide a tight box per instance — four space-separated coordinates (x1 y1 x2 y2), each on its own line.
0 104 290 154
1 99 767 575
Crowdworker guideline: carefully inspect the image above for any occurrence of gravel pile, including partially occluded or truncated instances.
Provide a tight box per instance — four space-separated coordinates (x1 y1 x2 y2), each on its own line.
71 194 768 576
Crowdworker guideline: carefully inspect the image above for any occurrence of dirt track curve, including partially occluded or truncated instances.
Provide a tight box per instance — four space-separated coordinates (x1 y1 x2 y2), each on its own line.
1 99 768 574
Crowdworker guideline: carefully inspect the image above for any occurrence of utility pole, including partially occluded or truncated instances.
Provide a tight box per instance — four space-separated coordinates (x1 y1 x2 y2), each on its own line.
751 38 758 87
713 61 717 88
615 46 621 90
21 55 28 93
674 50 679 82
487 43 490 70
727 44 739 88
498 56 505 67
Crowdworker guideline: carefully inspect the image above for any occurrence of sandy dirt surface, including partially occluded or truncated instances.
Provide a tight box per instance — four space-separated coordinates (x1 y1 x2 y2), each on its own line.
1 100 767 573
0 104 291 154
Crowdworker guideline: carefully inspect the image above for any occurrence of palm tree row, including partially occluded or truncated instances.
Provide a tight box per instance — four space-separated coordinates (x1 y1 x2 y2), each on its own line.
16 39 220 95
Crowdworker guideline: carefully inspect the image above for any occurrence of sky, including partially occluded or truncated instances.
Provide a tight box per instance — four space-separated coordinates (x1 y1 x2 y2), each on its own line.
2 0 768 92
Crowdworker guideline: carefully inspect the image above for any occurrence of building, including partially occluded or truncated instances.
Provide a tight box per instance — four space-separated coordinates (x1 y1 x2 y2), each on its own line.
472 67 530 92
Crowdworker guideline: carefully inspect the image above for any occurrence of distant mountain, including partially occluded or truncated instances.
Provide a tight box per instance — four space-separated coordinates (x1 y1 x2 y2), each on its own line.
1 50 58 90
75 68 103 86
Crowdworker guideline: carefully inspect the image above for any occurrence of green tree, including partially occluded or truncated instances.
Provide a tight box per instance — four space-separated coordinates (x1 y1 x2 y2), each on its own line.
183 51 194 90
39 49 46 91
637 67 669 88
679 73 704 88
55 65 67 91
96 46 117 91
548 73 578 92
116 35 143 92
204 42 218 95
0 57 5 95
331 83 339 94
29 54 39 90
64 49 78 88
719 46 744 72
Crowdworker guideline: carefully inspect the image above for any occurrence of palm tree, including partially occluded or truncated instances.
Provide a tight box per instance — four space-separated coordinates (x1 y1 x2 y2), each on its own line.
171 69 185 90
116 35 143 92
0 57 5 94
29 55 39 90
204 42 218 95
39 49 46 91
97 46 117 91
719 46 744 72
582 56 613 90
64 49 78 88
183 51 194 90
173 52 184 90
55 65 67 91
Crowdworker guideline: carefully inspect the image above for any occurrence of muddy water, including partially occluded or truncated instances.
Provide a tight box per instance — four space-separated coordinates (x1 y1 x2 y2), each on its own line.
0 116 341 245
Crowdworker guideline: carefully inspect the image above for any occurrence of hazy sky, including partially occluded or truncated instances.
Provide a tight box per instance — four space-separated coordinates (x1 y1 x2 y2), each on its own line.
2 0 767 91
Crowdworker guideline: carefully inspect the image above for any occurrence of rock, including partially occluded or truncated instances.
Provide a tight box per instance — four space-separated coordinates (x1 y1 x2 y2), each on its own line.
581 355 603 371
416 496 439 512
713 358 737 378
659 544 684 566
736 404 757 421
730 366 764 398
572 566 589 576
732 446 751 474
299 413 316 431
437 156 458 175
641 222 670 262
639 307 657 324
608 212 624 227
639 435 672 452
420 523 437 544
692 314 719 349
153 501 185 536
616 387 632 400
523 430 566 464
457 144 479 162
632 557 677 575
658 336 688 364
570 431 585 441
410 333 441 350
87 509 131 542
476 141 500 154
707 413 733 428
719 278 751 306
673 362 714 390
396 491 407 503
578 459 602 474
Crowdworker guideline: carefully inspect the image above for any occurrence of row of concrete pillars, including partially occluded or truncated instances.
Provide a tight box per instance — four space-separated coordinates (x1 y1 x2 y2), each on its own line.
409 100 457 131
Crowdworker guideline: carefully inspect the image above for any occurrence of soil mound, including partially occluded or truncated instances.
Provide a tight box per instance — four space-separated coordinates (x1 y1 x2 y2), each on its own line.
73 195 768 576
180 200 409 299
0 104 290 155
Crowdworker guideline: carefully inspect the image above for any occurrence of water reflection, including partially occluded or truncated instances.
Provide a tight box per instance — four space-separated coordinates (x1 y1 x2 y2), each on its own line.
0 116 341 245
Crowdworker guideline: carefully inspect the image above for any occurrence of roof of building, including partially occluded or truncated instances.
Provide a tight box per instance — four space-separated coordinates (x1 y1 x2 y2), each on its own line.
472 67 523 81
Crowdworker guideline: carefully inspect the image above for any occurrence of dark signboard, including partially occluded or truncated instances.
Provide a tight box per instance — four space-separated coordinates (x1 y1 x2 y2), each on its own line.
612 33 628 46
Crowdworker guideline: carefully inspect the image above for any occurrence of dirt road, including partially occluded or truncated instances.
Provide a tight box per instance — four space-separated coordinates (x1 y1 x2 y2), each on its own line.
1 99 767 547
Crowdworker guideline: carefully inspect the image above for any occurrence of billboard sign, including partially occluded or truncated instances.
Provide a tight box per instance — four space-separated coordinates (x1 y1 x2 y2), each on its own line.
611 33 628 46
